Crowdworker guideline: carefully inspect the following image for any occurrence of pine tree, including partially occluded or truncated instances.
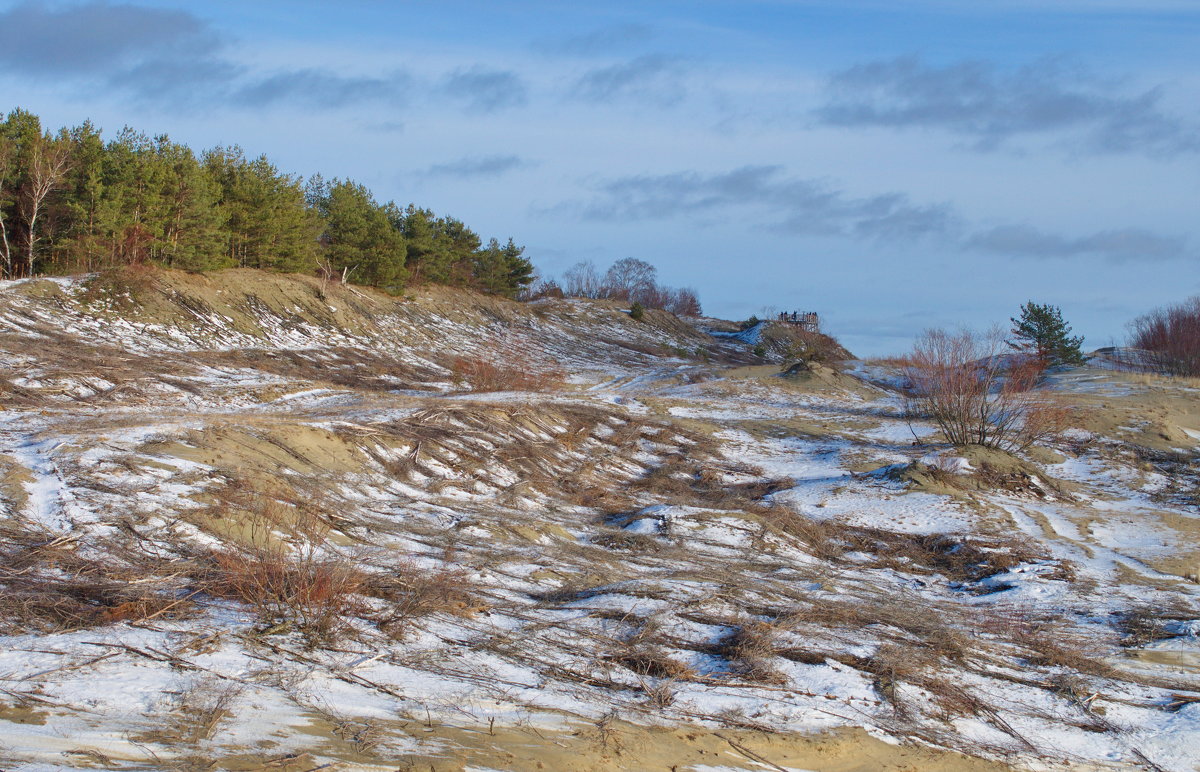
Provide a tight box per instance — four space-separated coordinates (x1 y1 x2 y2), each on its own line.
320 180 406 292
0 109 539 296
1009 302 1086 366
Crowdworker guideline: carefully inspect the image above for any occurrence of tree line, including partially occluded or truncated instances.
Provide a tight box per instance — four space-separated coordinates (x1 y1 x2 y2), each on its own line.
0 108 534 297
525 257 702 317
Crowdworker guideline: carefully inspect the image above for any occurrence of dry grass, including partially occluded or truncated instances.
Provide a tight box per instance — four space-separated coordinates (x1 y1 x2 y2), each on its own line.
0 530 196 634
0 570 195 633
753 498 1072 587
863 355 913 368
773 326 852 363
1115 604 1197 647
712 621 787 684
364 564 484 638
591 529 665 553
448 354 565 392
77 263 161 311
202 347 437 394
609 647 696 680
189 475 486 644
843 528 1069 585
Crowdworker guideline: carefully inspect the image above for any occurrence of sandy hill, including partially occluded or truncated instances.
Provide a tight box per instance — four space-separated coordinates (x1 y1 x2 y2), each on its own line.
0 268 1198 771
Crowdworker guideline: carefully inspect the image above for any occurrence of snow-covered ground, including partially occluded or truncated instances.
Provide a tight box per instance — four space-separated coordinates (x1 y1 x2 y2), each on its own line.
0 274 1198 771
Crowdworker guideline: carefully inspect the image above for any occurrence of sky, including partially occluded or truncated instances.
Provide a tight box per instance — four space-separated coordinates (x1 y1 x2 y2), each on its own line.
1 0 1197 356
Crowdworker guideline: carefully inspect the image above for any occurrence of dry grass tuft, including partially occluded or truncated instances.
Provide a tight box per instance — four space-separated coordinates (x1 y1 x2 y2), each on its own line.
713 621 787 684
609 647 696 680
364 565 485 637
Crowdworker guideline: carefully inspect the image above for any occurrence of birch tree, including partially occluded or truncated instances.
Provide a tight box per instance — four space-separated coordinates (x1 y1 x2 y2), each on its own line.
0 134 13 277
17 133 70 276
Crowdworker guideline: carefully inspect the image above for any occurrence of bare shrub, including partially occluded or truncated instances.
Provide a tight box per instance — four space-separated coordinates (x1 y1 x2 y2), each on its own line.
190 482 367 643
161 679 244 745
904 327 1072 450
640 678 677 708
200 545 366 644
669 286 702 317
448 339 565 393
523 277 565 300
1130 296 1200 376
1018 394 1075 447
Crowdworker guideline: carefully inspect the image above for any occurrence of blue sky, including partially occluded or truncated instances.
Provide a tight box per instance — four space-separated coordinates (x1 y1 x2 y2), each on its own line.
2 0 1197 355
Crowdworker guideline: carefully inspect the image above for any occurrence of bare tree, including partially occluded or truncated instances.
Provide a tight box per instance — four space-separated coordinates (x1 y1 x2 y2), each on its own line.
530 256 702 316
603 257 656 303
671 287 703 317
17 134 70 277
562 260 601 298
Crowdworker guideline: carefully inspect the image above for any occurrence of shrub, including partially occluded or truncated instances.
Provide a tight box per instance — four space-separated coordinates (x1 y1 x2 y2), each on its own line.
201 545 366 644
449 350 565 392
629 301 645 321
522 277 565 300
780 329 849 363
1130 296 1200 377
904 327 1072 451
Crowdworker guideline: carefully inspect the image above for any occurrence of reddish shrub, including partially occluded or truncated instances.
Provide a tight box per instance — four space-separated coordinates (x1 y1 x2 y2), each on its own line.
1130 296 1200 376
202 547 366 643
904 327 1072 450
448 340 565 393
